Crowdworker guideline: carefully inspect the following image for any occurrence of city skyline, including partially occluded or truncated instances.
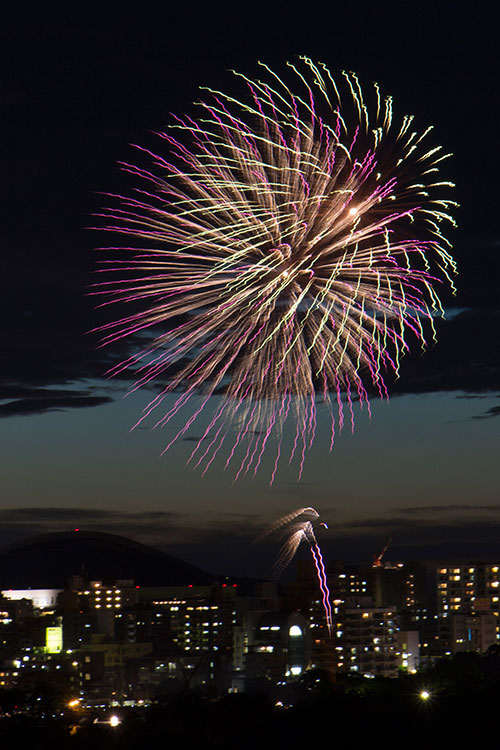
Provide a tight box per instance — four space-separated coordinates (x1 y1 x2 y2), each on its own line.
1 4 499 576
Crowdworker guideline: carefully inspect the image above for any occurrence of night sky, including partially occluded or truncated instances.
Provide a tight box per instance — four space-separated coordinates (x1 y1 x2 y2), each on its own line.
1 3 499 576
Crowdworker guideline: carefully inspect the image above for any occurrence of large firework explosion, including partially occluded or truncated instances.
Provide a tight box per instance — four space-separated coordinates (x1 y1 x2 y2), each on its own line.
95 57 456 482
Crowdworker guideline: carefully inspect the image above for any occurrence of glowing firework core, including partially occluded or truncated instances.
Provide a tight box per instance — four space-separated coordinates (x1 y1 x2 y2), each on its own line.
96 58 456 481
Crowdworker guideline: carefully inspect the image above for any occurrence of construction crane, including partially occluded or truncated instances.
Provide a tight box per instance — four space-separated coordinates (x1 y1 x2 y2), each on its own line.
373 536 392 567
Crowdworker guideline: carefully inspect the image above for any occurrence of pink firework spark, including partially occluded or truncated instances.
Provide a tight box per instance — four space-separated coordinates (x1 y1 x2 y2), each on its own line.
309 542 333 637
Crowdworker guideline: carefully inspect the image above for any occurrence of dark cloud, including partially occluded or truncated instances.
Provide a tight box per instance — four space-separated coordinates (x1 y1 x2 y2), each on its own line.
388 308 500 398
335 509 500 536
0 392 112 417
397 504 500 514
319 511 500 565
0 507 179 524
1 507 117 520
472 405 500 420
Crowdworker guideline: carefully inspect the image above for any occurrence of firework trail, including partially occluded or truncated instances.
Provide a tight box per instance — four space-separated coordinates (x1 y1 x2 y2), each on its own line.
262 506 319 574
94 57 456 481
264 507 333 636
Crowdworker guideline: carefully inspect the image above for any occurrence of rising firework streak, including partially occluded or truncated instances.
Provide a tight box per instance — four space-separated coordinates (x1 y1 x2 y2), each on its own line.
264 507 333 636
95 57 457 481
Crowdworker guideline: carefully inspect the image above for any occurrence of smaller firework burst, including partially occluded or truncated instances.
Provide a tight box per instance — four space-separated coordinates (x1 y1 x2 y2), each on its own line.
263 507 333 635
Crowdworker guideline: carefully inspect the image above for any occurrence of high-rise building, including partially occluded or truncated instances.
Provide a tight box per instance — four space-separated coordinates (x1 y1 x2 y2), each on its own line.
450 613 497 654
342 606 399 678
437 564 500 620
434 563 500 656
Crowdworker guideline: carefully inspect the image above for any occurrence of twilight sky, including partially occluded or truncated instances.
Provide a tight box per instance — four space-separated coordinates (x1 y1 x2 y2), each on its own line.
1 3 499 576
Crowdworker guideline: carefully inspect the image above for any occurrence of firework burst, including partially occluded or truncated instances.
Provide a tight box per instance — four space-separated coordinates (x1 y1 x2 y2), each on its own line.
94 57 457 481
263 507 333 635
